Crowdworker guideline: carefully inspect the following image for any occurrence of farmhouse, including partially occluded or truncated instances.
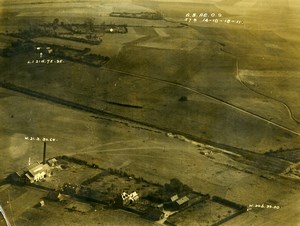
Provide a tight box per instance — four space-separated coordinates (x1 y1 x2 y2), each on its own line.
121 191 139 205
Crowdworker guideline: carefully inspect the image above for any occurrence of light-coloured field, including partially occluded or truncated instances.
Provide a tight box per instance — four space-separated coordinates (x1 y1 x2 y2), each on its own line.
1 37 300 153
136 37 200 50
239 70 300 121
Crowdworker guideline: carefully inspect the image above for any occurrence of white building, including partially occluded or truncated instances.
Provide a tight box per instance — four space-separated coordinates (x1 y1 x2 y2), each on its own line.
23 162 51 183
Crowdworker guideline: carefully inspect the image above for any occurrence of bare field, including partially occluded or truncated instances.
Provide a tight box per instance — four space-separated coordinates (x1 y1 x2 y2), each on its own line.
135 36 200 50
0 1 300 225
0 88 165 178
239 70 300 121
15 201 157 226
168 201 237 226
133 0 227 19
0 0 177 34
1 49 300 153
0 184 47 223
222 190 300 226
1 2 299 153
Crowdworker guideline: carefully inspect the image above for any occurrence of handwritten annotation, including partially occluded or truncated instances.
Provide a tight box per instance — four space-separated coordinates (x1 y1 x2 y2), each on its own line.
25 136 57 142
184 12 243 24
247 204 281 211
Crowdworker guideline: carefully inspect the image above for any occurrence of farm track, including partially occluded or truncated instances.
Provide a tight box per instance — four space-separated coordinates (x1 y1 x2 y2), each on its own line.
0 81 291 173
235 60 300 125
101 67 300 137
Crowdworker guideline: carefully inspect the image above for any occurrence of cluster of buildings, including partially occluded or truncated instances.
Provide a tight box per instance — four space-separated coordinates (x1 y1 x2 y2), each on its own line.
9 142 58 184
164 194 190 211
6 142 195 223
12 158 58 184
142 194 190 221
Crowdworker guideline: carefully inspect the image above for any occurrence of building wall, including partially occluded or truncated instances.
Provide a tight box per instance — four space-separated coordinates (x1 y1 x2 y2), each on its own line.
34 172 46 182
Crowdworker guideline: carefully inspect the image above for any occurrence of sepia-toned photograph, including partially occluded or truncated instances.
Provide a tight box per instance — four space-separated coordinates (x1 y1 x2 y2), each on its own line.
0 0 299 225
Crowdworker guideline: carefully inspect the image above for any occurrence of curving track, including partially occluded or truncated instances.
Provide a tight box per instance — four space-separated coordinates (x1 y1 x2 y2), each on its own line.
235 59 300 125
100 67 300 137
0 76 292 173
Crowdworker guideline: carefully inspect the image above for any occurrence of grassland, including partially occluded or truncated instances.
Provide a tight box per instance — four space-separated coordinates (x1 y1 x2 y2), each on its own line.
1 26 300 152
0 1 300 225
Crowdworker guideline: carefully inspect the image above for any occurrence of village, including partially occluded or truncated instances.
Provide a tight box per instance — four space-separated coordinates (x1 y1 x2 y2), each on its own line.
0 17 132 67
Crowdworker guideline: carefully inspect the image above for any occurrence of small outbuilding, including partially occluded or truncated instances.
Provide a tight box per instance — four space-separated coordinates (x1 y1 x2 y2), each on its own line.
47 191 63 202
164 195 189 211
47 158 58 167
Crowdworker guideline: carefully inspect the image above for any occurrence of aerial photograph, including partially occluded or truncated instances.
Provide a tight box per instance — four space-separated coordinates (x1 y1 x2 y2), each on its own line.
0 0 299 225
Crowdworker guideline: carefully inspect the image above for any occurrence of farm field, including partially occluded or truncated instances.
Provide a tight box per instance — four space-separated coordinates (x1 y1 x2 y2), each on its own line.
1 34 300 152
0 0 300 225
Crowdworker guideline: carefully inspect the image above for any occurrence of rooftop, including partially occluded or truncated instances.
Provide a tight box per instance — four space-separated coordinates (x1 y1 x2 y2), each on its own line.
176 196 189 205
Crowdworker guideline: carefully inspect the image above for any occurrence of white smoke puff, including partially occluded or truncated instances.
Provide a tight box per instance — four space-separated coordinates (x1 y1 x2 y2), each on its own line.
8 133 31 159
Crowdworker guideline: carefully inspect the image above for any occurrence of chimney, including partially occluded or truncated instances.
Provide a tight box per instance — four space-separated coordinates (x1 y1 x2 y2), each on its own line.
43 142 46 164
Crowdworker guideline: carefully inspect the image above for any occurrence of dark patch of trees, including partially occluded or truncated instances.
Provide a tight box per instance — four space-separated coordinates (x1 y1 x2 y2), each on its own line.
178 96 188 102
145 178 193 203
164 178 193 195
52 18 59 30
